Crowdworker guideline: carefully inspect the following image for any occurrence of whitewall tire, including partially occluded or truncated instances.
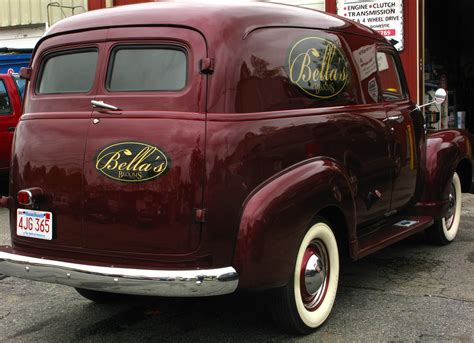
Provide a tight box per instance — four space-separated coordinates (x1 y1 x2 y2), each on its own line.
426 172 462 245
271 219 339 334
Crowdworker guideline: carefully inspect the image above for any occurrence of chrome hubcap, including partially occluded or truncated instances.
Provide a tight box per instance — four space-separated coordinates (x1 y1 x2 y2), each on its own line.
445 184 456 230
300 240 329 311
305 254 325 294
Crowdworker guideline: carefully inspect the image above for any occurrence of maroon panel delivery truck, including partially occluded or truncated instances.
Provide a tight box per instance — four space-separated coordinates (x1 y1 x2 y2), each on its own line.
0 2 472 333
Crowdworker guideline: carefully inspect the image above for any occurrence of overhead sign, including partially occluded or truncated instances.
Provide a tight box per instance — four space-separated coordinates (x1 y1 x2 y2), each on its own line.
337 0 404 51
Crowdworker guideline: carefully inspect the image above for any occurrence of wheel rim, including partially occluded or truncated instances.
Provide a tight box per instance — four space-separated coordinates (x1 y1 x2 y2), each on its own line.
299 239 330 311
444 183 457 230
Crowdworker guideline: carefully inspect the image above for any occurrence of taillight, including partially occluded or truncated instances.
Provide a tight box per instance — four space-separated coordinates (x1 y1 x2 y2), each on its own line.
17 190 33 206
17 188 44 207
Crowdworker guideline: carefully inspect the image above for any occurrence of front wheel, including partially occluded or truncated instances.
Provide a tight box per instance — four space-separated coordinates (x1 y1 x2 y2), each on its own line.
426 172 462 245
271 219 339 334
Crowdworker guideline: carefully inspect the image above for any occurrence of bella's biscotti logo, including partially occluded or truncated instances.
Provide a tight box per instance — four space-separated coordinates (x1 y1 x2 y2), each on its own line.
96 142 170 182
288 37 349 98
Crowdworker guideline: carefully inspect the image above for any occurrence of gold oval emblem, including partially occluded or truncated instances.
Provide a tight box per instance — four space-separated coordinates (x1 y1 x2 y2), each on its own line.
96 142 170 182
288 37 349 99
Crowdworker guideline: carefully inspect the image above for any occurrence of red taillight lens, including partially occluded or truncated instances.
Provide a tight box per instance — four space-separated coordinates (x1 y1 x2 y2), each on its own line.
17 191 32 205
17 188 43 206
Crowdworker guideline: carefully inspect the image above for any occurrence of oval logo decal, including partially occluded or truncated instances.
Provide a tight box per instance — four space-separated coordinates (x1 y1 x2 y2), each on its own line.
287 37 349 99
96 142 170 182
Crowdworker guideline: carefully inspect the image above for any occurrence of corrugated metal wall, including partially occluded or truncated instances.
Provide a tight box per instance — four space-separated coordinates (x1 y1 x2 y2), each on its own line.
0 0 88 27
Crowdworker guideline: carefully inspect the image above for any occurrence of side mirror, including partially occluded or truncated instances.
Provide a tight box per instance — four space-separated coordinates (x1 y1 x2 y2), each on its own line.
413 88 447 111
434 88 447 105
19 67 32 80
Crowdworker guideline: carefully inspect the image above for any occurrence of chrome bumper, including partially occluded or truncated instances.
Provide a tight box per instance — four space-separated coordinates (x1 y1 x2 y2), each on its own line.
0 249 239 297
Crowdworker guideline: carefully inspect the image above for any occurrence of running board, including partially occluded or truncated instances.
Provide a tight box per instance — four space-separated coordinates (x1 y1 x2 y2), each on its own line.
356 216 434 259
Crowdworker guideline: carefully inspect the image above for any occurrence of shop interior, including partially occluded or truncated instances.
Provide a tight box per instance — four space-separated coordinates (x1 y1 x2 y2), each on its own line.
425 0 474 132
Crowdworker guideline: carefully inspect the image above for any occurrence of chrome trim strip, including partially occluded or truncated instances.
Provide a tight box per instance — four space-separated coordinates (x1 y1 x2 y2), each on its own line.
0 251 238 297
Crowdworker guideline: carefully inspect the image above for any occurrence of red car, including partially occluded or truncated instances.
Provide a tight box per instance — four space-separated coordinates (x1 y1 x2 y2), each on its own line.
0 2 473 334
0 73 23 177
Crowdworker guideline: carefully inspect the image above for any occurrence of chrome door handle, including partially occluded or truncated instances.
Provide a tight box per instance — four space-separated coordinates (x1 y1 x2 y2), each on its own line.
387 114 404 122
91 100 120 111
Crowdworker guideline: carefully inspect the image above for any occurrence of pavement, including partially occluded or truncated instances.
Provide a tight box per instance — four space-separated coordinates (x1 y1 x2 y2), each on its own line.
0 196 473 342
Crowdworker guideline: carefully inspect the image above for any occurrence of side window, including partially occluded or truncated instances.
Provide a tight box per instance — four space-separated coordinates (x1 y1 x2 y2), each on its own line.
377 51 406 101
235 29 358 112
106 46 187 92
348 43 380 104
37 49 98 94
0 80 12 115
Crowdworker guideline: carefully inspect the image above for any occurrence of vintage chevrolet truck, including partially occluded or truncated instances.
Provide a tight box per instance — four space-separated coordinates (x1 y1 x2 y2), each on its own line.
0 1 472 334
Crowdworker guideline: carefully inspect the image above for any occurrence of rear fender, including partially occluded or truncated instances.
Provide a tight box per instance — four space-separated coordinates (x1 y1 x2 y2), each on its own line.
232 158 355 290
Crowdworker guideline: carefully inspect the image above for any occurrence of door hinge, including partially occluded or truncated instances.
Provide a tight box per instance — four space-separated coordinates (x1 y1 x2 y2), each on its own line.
193 208 207 224
200 58 215 75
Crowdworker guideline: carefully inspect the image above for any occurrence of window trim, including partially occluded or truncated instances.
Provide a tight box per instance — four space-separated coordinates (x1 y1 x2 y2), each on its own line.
35 48 99 95
376 47 408 102
105 44 188 93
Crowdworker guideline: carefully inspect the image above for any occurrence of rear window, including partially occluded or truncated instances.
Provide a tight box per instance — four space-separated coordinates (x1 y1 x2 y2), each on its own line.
0 80 12 115
106 46 187 92
37 50 98 94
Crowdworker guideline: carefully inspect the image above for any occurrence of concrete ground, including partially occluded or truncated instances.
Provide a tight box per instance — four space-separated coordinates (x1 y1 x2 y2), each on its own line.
0 196 473 342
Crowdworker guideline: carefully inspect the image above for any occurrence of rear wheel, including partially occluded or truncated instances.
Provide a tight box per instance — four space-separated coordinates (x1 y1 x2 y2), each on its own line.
426 172 462 245
75 288 125 304
271 219 339 334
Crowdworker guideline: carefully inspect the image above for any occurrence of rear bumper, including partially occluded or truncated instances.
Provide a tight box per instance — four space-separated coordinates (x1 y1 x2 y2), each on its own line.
0 248 239 297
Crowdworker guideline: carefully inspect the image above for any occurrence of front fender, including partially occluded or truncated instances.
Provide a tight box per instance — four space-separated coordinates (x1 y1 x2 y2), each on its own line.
416 129 472 216
232 158 355 290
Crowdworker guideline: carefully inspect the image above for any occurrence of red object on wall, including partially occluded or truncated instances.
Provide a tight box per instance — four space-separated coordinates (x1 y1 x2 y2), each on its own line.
325 0 423 103
88 0 153 9
113 0 153 5
87 0 106 10
399 0 424 104
325 1 336 13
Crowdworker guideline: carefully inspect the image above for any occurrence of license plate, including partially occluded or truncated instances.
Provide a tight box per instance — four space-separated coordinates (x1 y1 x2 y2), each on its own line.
17 209 53 240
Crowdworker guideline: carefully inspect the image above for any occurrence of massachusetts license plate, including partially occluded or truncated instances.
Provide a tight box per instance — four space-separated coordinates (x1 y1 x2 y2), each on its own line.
17 209 53 240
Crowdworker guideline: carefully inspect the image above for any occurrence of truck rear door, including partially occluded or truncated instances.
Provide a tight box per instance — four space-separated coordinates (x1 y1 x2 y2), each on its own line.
11 30 107 248
82 27 208 256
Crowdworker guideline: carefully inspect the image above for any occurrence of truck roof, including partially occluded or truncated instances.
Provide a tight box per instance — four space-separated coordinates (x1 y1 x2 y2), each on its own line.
44 1 385 42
